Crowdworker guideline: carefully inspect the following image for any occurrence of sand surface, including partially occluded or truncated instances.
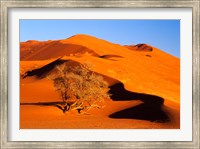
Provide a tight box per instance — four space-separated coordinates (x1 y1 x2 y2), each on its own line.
20 34 180 129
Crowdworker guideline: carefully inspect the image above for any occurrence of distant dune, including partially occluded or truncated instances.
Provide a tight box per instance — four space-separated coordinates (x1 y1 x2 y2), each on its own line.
20 34 180 129
124 44 153 52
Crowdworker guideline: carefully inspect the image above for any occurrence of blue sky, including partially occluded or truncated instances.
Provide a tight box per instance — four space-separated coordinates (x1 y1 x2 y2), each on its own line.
20 20 180 57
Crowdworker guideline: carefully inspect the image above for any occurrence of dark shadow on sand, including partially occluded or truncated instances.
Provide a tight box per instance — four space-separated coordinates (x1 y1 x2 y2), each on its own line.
22 58 82 79
99 54 123 59
22 58 67 79
108 83 170 122
20 102 66 111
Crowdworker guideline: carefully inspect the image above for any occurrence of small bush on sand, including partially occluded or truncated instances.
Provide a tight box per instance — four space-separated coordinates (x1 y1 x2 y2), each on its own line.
51 64 110 114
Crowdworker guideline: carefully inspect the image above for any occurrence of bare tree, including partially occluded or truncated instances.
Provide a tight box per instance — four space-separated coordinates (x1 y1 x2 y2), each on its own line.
51 64 110 113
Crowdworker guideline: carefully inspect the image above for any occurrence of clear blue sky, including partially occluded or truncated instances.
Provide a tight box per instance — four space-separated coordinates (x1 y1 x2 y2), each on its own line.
20 20 180 57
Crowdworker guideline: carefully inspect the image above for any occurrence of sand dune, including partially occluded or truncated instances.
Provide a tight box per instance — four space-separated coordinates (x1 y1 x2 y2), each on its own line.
124 44 153 52
20 34 180 129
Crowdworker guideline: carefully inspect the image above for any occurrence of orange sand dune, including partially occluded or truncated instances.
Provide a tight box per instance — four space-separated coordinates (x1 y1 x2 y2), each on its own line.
124 44 153 52
20 34 180 129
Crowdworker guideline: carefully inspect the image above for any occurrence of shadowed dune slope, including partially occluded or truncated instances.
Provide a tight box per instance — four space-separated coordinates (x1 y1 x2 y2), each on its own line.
108 82 169 122
124 44 153 52
21 41 99 60
22 58 81 79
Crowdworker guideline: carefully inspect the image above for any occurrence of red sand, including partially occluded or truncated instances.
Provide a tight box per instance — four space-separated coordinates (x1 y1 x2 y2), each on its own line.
20 34 180 129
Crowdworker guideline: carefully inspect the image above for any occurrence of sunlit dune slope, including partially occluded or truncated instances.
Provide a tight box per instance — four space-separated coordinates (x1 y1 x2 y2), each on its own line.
21 34 180 103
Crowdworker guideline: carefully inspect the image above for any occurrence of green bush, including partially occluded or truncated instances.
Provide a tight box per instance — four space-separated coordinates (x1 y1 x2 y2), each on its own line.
52 64 110 113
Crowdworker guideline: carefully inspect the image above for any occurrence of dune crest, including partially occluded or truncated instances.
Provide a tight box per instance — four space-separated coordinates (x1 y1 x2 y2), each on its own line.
124 44 153 52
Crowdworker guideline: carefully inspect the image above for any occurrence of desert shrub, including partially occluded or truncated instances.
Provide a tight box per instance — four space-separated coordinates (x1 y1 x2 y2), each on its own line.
51 64 110 113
